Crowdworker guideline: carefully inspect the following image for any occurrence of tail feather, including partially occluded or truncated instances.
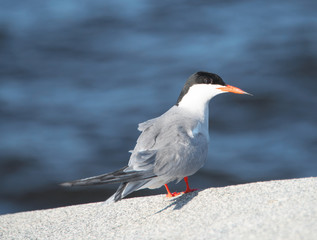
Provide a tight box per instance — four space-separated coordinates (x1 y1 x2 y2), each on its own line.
105 179 152 204
61 166 155 187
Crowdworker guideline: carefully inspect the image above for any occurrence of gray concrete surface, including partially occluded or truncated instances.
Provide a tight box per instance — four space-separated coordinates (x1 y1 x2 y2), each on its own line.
0 177 316 240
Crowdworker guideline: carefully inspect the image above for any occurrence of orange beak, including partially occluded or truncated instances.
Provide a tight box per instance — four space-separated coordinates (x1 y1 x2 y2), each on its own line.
217 85 252 95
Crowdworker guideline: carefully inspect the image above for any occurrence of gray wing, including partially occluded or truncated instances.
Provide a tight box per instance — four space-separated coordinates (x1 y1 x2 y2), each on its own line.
153 124 208 181
127 118 159 171
128 107 208 181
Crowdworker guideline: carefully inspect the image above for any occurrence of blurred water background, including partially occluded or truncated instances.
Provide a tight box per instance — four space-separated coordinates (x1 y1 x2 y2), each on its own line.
0 0 316 214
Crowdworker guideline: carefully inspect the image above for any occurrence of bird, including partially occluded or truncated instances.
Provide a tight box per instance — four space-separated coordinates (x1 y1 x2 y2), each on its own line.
61 71 251 204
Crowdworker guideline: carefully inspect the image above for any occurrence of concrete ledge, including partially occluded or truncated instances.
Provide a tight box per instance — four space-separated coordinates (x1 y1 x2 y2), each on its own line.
1 177 316 240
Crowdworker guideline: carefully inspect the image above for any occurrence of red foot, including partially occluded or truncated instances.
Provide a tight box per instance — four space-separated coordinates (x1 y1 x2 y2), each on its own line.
183 176 198 194
164 184 181 198
164 177 198 198
166 192 181 198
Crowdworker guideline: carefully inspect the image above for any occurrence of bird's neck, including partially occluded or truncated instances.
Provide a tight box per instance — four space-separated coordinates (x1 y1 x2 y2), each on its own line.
177 98 210 125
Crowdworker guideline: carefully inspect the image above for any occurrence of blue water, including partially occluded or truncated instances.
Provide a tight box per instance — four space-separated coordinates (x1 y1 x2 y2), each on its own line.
0 0 316 214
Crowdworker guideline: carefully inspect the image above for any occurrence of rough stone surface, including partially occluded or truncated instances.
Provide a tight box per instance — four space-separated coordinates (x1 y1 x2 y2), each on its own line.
1 177 316 240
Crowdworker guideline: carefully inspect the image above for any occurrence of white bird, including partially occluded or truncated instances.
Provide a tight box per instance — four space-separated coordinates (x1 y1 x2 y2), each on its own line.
61 71 250 203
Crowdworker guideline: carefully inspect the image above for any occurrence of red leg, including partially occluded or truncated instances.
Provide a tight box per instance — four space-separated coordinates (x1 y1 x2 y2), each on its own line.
183 176 198 194
164 184 181 198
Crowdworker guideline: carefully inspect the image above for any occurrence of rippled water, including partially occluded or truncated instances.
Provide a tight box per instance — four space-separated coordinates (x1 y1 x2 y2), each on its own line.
0 0 316 214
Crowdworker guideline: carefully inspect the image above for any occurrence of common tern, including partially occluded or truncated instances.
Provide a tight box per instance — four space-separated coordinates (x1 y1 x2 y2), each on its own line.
61 71 250 203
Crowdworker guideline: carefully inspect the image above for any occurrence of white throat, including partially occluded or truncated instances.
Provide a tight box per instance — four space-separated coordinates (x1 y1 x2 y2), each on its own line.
177 84 225 122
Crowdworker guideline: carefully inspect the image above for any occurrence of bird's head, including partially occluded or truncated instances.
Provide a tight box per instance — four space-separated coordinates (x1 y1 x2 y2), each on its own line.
176 71 251 107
